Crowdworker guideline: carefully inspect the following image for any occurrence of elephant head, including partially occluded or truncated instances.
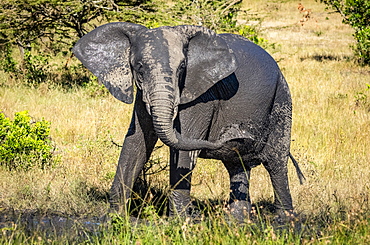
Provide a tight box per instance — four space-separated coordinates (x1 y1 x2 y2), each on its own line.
73 22 237 151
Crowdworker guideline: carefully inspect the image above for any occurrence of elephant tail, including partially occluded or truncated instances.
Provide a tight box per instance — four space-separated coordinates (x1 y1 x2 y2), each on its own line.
289 153 306 185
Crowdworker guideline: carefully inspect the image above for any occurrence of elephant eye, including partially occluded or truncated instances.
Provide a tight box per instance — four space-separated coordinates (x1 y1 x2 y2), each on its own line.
134 61 144 81
177 60 186 76
179 60 186 70
178 60 187 90
136 61 144 72
133 62 144 89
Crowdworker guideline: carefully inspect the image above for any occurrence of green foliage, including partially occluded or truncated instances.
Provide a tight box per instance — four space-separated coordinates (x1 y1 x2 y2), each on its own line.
0 43 50 85
0 111 57 170
0 0 154 52
168 0 242 30
0 43 18 76
55 63 92 88
23 51 50 85
138 0 268 45
318 0 370 65
0 0 134 45
354 83 370 110
354 26 370 64
0 0 269 87
0 46 92 87
0 0 155 87
237 25 271 49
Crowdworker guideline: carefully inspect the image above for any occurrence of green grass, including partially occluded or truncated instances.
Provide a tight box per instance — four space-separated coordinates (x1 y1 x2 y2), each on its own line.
1 212 370 244
1 0 370 243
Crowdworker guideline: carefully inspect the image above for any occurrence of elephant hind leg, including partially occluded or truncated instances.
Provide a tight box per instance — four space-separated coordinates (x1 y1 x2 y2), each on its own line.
261 94 294 212
263 159 293 211
261 121 294 212
223 161 252 222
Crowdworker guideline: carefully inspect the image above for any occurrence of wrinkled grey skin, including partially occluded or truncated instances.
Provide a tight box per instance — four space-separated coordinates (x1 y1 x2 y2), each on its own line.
73 22 300 221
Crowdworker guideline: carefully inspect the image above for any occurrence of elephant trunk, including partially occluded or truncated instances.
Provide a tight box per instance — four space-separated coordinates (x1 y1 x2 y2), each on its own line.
150 91 222 151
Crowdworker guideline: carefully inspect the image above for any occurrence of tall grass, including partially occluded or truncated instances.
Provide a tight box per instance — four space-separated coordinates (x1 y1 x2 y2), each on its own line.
1 0 370 243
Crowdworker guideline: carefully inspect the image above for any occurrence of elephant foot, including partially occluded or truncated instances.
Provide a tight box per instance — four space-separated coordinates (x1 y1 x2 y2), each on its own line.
108 202 132 218
229 200 252 223
168 189 198 218
109 202 123 214
273 209 299 226
96 203 123 224
271 209 305 233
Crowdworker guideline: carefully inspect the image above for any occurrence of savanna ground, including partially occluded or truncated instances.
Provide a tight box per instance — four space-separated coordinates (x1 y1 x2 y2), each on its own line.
1 0 370 243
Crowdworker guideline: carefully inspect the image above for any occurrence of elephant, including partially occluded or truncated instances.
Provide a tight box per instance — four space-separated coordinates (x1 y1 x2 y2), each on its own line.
73 22 304 221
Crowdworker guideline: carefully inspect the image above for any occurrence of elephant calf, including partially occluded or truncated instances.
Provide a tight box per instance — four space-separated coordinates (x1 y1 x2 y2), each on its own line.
73 22 304 221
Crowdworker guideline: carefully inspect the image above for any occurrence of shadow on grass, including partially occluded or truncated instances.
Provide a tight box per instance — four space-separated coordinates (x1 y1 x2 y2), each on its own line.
7 177 367 242
129 178 286 225
0 208 102 242
0 179 279 237
3 182 369 244
300 54 352 62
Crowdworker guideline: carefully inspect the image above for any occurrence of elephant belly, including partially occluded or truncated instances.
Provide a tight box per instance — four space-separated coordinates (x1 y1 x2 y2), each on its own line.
199 123 266 168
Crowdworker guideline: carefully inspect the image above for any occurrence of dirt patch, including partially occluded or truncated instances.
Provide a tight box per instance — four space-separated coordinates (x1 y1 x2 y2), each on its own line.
0 209 102 237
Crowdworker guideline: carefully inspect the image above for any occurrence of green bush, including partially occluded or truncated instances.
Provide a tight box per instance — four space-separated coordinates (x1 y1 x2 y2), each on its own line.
0 45 50 86
0 43 18 77
318 0 370 65
0 44 91 88
0 111 57 170
353 27 370 65
23 51 50 85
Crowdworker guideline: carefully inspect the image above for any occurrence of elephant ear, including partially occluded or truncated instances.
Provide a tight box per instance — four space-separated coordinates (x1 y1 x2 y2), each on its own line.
175 26 238 104
73 22 146 104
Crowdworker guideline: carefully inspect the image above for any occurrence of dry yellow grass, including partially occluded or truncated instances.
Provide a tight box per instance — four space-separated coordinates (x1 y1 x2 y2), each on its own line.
238 0 370 216
193 0 370 216
0 86 129 214
0 0 369 220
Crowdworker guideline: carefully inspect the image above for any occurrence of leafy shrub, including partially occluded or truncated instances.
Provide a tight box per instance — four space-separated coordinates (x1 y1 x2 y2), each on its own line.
56 64 91 88
237 25 272 49
0 45 92 88
23 51 50 85
354 83 370 110
0 111 57 170
0 45 51 86
353 27 370 65
0 0 270 88
142 0 268 45
318 0 370 65
0 44 18 77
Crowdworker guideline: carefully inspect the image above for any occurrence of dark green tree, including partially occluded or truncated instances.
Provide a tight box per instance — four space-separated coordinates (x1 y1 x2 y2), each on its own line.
0 0 152 86
318 0 370 65
0 0 265 87
0 0 148 52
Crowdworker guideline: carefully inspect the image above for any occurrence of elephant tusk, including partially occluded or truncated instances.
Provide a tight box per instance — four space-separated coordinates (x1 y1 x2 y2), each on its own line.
173 106 178 121
146 103 151 116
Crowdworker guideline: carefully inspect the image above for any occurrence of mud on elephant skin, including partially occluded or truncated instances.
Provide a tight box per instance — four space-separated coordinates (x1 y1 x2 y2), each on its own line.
73 22 305 222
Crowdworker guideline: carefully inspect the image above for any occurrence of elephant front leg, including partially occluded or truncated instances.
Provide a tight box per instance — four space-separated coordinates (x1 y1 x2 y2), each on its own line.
169 149 199 217
109 98 158 215
224 162 252 222
109 137 155 215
